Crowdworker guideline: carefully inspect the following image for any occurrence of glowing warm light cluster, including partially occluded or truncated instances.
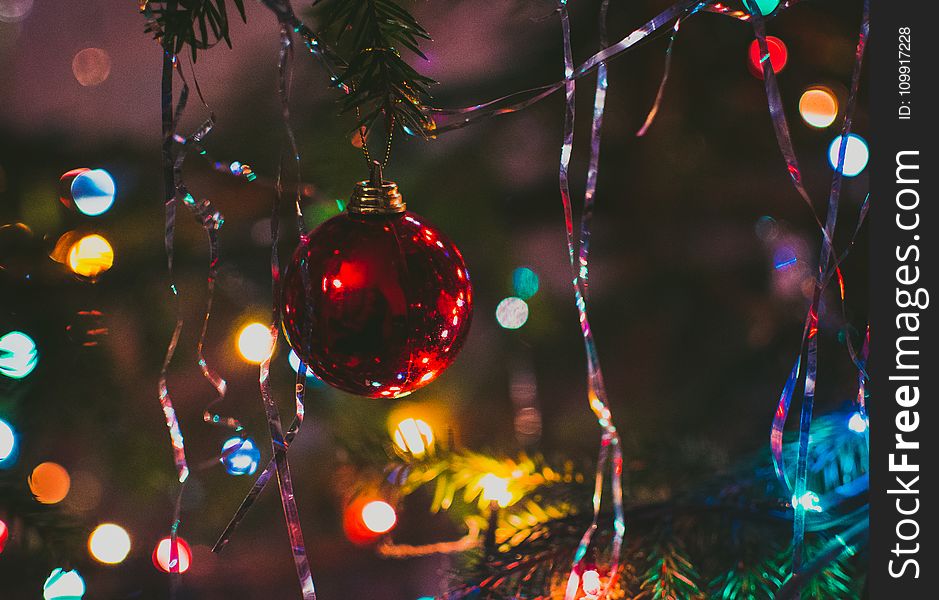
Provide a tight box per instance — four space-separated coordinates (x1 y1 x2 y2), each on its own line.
747 36 788 79
798 87 839 129
68 234 114 278
361 500 397 534
0 330 38 379
0 418 16 466
237 322 273 364
29 462 71 504
495 297 529 330
43 568 85 600
88 523 132 565
221 436 261 476
828 133 869 177
393 417 435 457
479 473 513 508
152 536 193 573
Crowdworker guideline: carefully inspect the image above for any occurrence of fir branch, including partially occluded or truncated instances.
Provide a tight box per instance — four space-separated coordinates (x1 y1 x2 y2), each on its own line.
142 0 247 60
635 542 705 600
313 0 436 136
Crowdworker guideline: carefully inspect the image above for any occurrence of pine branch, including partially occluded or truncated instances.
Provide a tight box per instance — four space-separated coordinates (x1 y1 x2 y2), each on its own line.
142 0 247 60
313 0 436 137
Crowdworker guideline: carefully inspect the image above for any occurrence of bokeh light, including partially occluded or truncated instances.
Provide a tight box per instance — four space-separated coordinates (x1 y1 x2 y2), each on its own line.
0 330 38 379
512 267 540 300
88 523 132 565
495 297 529 330
237 322 273 364
72 48 111 87
220 436 261 476
848 411 869 433
361 500 397 534
749 0 779 16
61 168 117 216
828 133 869 177
0 518 8 554
68 234 114 278
0 418 16 466
43 568 85 600
0 0 33 23
479 473 512 508
792 490 823 513
581 570 602 597
29 462 71 504
393 417 435 457
799 87 839 129
747 36 788 79
152 536 193 573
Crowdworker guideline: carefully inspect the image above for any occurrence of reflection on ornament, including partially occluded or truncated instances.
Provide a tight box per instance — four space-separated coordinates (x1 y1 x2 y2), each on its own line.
43 568 85 600
479 473 512 508
747 36 788 79
393 417 434 457
281 169 472 398
237 322 273 364
68 234 114 278
88 523 132 565
828 133 868 177
60 168 117 216
152 536 193 573
495 297 529 330
512 267 540 300
799 87 838 129
0 518 8 554
29 462 71 504
0 330 38 379
72 48 111 87
287 349 325 386
220 436 261 476
0 418 16 466
361 500 397 534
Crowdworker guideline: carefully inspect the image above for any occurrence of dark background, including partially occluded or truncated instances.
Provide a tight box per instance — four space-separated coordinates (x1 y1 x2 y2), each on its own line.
1 0 868 597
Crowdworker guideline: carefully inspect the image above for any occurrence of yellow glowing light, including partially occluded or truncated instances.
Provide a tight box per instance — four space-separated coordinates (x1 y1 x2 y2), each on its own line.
393 417 435 456
68 234 114 278
29 462 71 504
88 523 131 564
237 322 273 364
479 473 512 508
361 500 397 534
799 87 838 129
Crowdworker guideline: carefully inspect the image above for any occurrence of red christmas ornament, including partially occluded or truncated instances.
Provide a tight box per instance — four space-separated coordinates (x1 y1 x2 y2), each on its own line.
281 163 473 398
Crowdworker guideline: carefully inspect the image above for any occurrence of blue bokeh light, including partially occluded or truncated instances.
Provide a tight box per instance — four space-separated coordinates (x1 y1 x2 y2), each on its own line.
221 436 261 476
71 169 116 216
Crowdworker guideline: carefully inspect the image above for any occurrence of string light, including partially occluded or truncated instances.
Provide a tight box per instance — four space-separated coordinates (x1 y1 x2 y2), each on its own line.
43 568 85 600
237 322 273 364
152 536 193 573
799 87 839 129
792 490 823 513
392 417 435 457
0 330 38 379
747 36 788 80
88 523 132 565
29 462 71 504
68 234 114 278
495 297 529 330
220 436 261 476
0 418 16 466
360 500 397 534
828 133 869 177
848 412 869 433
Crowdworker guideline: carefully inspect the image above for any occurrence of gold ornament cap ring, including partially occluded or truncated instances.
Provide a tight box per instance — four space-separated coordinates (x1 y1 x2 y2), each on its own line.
348 161 406 215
